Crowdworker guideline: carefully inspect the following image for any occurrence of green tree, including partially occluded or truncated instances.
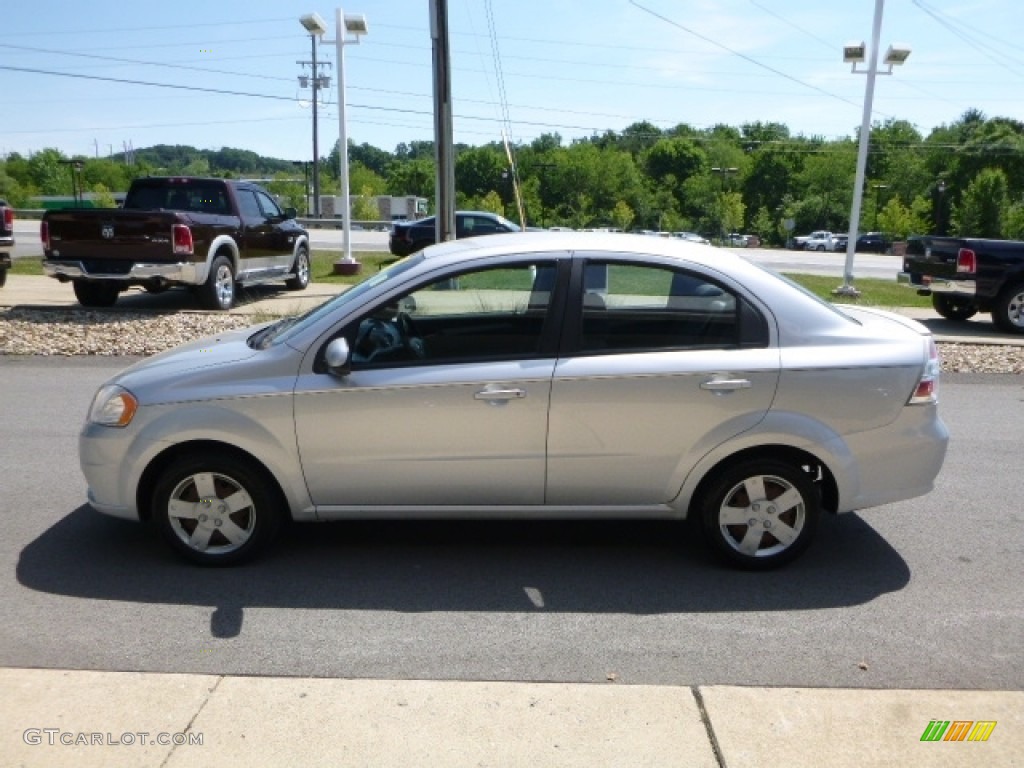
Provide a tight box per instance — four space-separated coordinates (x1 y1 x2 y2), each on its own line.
952 168 1008 237
352 186 382 220
90 183 116 208
610 200 635 231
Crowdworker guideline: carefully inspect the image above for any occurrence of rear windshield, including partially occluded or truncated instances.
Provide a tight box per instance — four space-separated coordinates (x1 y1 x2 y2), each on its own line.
124 180 231 215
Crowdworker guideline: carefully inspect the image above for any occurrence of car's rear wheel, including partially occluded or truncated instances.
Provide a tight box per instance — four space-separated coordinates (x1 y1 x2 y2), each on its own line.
992 282 1024 334
200 254 235 311
285 244 310 290
0 268 7 287
932 294 977 322
73 279 120 307
152 453 281 566
698 459 819 570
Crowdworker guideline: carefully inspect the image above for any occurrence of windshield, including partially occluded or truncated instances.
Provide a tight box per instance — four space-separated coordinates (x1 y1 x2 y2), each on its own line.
248 254 423 349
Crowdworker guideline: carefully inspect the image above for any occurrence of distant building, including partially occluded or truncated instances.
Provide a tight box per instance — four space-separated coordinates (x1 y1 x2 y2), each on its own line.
319 194 427 221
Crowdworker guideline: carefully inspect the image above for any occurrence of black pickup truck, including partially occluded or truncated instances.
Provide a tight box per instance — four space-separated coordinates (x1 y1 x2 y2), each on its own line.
0 198 13 287
42 177 309 310
899 235 1024 334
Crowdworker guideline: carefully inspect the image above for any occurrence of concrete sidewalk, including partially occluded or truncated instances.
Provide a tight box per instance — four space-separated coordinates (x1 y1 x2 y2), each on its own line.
2 668 1020 767
2 273 1023 346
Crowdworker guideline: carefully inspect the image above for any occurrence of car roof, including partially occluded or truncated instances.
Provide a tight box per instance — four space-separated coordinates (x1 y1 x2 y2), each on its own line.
418 230 749 273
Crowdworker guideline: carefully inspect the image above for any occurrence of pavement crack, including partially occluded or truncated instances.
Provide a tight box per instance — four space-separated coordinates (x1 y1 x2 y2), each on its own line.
692 686 727 768
159 674 224 768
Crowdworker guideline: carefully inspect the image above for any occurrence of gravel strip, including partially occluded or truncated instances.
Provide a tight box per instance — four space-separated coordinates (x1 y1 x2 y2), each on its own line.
1 307 1023 373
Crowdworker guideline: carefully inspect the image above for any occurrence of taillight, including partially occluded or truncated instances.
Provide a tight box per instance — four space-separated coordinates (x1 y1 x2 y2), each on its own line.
909 337 940 405
956 248 976 274
2 207 12 229
40 220 50 250
172 224 193 255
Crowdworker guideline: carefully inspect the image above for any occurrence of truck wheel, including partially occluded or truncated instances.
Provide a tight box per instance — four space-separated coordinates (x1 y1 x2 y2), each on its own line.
200 254 235 311
285 245 310 290
152 452 281 566
73 280 120 308
0 268 7 288
932 294 977 322
992 283 1024 334
697 459 819 570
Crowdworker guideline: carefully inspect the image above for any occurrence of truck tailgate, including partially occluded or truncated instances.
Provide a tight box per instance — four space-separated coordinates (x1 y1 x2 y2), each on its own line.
46 210 180 264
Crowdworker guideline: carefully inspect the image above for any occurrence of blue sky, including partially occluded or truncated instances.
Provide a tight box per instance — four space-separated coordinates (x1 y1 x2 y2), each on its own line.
1 0 1021 161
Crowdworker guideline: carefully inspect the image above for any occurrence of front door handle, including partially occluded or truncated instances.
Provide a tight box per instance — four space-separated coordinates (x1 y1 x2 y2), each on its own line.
700 378 751 392
474 388 526 401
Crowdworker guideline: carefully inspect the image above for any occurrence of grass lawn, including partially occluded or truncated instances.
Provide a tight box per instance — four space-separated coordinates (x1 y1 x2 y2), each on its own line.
9 252 930 309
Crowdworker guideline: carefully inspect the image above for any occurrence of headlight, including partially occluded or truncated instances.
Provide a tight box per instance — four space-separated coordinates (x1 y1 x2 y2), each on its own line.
87 385 139 427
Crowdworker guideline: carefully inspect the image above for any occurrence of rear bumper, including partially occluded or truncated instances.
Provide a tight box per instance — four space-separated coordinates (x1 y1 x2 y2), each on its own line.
898 271 976 296
44 260 203 285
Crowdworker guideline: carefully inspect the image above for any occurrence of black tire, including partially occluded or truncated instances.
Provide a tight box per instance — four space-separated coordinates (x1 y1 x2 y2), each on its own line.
285 245 310 291
0 268 7 288
73 280 120 307
815 244 825 251
152 453 281 566
992 282 1024 334
200 254 235 311
932 294 977 322
697 459 820 570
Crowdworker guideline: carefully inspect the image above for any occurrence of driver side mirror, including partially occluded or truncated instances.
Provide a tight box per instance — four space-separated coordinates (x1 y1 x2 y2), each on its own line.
324 337 351 377
283 207 298 220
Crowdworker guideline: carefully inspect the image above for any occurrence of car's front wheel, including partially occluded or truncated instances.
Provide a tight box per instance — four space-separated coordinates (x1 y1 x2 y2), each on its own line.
152 453 281 566
697 459 819 569
932 294 977 322
992 282 1024 334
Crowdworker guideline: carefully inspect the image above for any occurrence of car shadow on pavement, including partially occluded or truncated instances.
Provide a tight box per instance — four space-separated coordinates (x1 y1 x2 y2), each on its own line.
18 506 909 627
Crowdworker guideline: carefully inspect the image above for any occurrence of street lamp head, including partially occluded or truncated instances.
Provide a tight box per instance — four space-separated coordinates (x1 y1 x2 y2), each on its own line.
300 12 328 36
343 13 369 36
843 41 866 64
883 44 911 66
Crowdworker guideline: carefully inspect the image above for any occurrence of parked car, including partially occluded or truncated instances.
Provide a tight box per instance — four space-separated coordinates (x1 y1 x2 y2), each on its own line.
0 198 13 287
801 231 841 251
673 231 710 245
79 232 948 569
856 232 893 254
41 177 309 310
899 235 1024 333
389 211 520 257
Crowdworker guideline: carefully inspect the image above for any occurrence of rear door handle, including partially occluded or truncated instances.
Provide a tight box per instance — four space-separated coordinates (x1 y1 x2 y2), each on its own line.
700 378 751 392
474 388 526 401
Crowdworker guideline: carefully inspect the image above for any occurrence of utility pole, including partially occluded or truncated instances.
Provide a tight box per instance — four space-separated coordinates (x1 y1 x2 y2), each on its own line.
430 0 455 245
297 42 332 218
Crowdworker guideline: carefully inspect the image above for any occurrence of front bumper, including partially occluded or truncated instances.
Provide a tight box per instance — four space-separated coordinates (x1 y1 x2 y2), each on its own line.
898 271 977 296
44 260 203 285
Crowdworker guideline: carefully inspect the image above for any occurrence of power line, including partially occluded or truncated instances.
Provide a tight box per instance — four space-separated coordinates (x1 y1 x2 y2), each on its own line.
628 0 871 113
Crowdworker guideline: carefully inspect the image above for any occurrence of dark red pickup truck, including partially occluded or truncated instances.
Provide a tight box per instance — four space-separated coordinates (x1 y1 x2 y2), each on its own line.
0 198 13 287
42 177 310 310
899 235 1024 334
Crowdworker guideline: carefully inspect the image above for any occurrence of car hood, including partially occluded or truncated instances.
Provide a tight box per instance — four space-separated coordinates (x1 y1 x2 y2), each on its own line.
111 323 296 405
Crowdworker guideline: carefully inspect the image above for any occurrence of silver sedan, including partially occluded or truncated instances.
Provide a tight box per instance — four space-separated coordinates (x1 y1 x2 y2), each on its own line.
80 232 948 569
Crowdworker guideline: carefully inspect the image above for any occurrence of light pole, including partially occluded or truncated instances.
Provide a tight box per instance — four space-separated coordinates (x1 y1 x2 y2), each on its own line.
298 14 333 219
321 8 368 275
711 166 737 243
872 183 888 231
935 179 947 235
835 0 910 297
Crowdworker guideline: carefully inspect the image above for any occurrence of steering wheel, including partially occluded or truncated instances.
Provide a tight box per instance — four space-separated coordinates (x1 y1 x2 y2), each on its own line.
396 312 426 359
